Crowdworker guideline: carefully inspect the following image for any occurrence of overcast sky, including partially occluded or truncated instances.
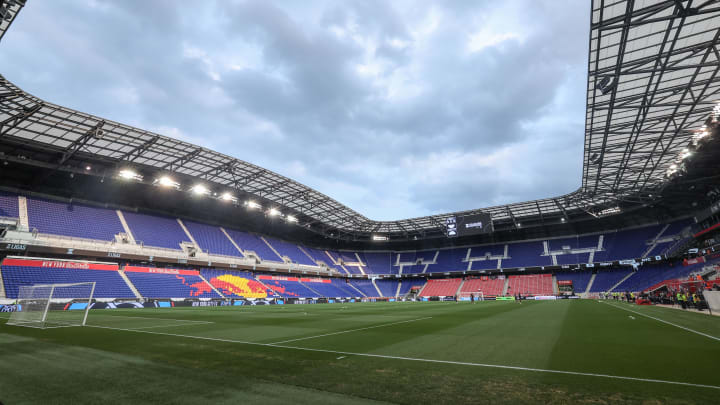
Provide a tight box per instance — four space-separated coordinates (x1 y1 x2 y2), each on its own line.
0 0 590 221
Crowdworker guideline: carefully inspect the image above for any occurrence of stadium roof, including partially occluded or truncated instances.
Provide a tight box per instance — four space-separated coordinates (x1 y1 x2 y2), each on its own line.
1 0 720 241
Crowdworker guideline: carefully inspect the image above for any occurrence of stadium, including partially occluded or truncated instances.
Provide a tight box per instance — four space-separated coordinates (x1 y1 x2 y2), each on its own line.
1 0 720 403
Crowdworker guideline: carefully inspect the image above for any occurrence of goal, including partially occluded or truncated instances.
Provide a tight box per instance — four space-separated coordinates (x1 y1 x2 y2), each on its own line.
459 292 485 301
7 282 96 329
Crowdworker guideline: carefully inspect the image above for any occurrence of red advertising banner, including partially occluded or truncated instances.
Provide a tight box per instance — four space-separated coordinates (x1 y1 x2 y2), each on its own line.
257 275 300 282
300 278 331 283
257 275 333 283
683 257 706 266
123 266 199 276
557 280 573 286
1 258 118 271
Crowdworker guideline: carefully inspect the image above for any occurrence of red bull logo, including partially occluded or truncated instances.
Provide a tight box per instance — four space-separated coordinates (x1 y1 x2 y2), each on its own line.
176 275 212 297
265 280 298 297
210 274 269 298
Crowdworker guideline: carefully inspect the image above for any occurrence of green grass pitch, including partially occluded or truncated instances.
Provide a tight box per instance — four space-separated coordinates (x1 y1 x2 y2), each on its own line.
1 300 719 404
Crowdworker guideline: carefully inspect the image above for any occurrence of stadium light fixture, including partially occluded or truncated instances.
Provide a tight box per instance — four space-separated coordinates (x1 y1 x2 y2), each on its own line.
191 184 210 196
221 192 237 203
85 165 92 171
118 169 143 181
246 200 261 209
268 208 281 217
286 215 298 223
156 176 180 189
596 206 621 217
372 235 389 241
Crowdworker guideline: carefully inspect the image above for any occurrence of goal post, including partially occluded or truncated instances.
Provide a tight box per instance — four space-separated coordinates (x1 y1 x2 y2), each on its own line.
459 291 484 301
7 282 96 329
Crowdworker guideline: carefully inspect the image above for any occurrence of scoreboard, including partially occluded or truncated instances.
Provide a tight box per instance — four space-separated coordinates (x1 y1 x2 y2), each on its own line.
446 212 493 237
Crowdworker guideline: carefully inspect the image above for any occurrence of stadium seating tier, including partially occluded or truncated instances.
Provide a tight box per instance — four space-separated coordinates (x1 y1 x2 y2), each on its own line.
27 198 124 241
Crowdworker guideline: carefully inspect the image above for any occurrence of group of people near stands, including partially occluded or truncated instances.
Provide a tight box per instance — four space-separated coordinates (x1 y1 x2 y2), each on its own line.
601 291 637 302
601 283 719 312
648 286 714 311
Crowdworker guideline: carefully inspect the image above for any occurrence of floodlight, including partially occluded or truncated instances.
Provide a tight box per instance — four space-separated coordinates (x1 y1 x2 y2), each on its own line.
221 192 236 202
286 215 298 223
268 208 281 216
191 184 209 195
157 176 180 189
246 200 261 209
85 165 92 171
372 235 389 241
118 169 143 181
597 206 621 217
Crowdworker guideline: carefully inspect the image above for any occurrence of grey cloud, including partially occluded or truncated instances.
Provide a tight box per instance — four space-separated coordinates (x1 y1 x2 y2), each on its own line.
0 0 590 220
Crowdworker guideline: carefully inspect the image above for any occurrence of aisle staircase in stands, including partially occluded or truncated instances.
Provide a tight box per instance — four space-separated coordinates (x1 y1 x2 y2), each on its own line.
253 277 278 296
260 236 285 261
177 219 200 248
17 196 29 229
584 273 596 296
220 227 246 256
347 282 367 297
118 269 142 299
455 279 465 297
608 271 635 293
116 210 136 243
301 281 322 297
501 277 509 295
395 281 402 297
371 279 382 297
642 224 670 258
298 246 318 265
198 274 225 298
552 275 559 294
0 268 6 299
415 282 428 297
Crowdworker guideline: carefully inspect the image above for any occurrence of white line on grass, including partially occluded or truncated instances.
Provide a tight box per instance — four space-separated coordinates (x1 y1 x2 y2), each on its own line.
128 321 215 330
92 314 214 323
603 302 720 342
84 324 720 390
268 316 433 344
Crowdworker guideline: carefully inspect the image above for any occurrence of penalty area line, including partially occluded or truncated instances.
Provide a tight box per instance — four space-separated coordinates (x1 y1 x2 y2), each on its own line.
268 316 433 345
83 324 720 390
603 302 720 342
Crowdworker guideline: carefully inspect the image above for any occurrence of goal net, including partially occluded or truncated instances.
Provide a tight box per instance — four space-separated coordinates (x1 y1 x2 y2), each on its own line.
459 292 485 301
7 282 96 329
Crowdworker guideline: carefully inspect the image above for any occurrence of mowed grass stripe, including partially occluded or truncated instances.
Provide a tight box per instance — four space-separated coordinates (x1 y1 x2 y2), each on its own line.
82 322 720 391
269 316 433 344
5 301 720 403
283 300 569 368
602 301 720 341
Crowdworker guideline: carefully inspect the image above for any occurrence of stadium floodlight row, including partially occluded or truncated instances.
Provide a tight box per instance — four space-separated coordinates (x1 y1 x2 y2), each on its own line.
1 0 720 241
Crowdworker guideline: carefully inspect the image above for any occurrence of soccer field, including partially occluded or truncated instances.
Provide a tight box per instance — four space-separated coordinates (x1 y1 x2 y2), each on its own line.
1 300 719 404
